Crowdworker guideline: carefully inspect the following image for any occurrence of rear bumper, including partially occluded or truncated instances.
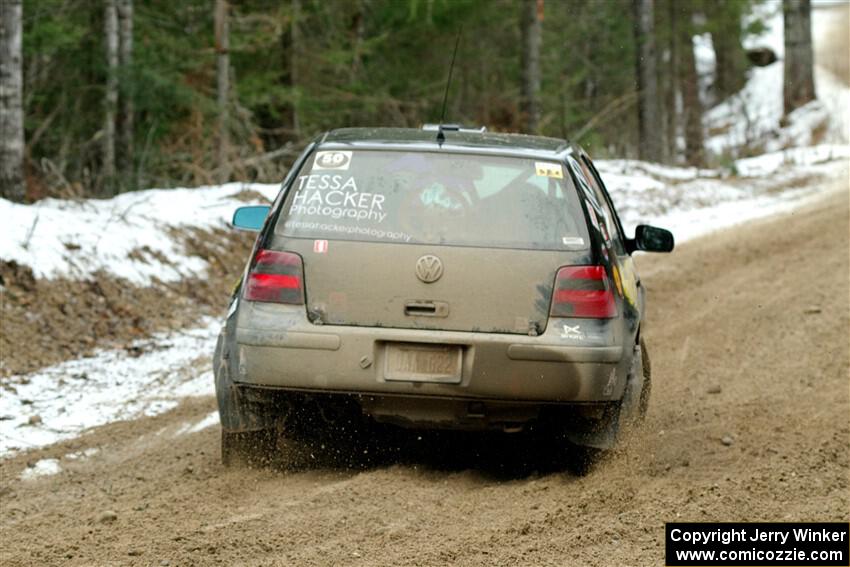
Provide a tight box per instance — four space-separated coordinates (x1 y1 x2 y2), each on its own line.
230 303 631 404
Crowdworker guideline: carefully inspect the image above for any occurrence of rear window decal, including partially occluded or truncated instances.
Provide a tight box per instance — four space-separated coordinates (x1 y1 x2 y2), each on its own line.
312 151 352 170
562 236 585 247
285 220 412 243
290 173 387 222
535 161 564 179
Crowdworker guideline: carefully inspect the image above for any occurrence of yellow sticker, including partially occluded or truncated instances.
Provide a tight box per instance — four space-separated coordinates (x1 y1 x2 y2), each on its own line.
535 162 564 179
612 265 624 297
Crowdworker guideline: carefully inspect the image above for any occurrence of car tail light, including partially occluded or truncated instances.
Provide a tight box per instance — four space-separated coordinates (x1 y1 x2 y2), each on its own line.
551 265 617 318
243 249 304 304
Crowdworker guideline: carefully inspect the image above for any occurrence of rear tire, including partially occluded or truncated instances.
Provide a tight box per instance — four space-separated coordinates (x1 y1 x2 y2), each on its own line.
560 337 652 472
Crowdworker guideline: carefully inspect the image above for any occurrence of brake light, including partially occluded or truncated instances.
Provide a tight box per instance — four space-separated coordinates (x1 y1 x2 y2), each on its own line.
243 249 304 304
551 265 617 318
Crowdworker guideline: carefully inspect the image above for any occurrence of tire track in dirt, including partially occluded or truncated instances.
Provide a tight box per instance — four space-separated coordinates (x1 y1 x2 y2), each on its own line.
1 183 847 566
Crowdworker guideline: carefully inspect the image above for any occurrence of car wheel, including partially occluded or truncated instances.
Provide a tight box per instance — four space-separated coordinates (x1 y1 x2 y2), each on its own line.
560 337 651 473
221 428 277 468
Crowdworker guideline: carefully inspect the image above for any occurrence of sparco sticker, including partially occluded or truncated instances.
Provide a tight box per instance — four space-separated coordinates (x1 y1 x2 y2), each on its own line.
313 151 352 171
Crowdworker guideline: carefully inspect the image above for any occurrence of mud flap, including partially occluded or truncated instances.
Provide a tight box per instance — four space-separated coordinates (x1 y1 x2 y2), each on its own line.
616 343 646 432
562 408 620 450
563 344 644 450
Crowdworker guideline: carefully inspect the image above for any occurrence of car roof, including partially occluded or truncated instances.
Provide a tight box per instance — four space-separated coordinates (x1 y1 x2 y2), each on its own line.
317 127 578 160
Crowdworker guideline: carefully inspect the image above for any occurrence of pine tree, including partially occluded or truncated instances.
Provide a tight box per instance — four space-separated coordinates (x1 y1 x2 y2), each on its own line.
1 0 25 201
215 0 230 182
118 0 134 182
103 0 119 192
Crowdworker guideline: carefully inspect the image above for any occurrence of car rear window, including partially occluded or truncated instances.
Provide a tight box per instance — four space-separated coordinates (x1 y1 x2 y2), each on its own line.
276 150 589 250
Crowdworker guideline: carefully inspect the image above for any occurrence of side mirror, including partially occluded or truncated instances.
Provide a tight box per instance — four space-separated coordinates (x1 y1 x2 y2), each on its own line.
231 206 270 232
629 224 674 253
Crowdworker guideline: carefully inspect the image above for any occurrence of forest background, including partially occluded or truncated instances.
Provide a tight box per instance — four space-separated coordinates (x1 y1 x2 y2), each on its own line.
0 0 824 200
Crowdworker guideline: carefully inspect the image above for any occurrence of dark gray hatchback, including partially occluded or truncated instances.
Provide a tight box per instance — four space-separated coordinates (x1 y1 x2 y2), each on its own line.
214 127 673 466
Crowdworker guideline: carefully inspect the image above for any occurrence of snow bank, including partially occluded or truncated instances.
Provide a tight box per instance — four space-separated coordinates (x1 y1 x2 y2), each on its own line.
596 146 848 242
0 182 279 285
0 320 218 454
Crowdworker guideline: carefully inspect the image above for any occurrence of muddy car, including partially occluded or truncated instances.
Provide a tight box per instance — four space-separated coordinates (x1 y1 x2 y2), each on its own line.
214 126 673 466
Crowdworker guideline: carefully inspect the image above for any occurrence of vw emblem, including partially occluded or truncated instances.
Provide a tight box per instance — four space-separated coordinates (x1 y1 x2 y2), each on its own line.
415 255 443 283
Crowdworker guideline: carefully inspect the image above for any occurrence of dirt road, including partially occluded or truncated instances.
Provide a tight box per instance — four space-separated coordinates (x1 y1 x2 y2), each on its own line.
1 186 848 567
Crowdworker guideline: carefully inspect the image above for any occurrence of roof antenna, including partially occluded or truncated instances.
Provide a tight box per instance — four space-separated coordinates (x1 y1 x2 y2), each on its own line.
437 25 463 145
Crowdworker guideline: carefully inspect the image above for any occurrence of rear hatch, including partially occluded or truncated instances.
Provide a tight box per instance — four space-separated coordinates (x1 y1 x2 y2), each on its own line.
272 148 591 335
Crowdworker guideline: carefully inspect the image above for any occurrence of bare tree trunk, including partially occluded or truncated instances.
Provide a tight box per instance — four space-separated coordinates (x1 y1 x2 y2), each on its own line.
279 0 301 141
633 0 663 162
520 0 542 134
710 0 746 100
118 0 133 182
678 7 703 166
783 0 815 115
290 0 301 138
0 0 25 201
104 0 118 192
350 0 366 79
215 0 230 182
664 0 679 162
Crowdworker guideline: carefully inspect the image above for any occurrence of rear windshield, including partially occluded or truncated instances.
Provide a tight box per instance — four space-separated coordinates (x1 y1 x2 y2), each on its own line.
276 150 589 250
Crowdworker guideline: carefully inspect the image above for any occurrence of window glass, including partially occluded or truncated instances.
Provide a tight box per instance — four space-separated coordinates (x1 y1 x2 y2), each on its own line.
277 150 589 251
569 157 625 254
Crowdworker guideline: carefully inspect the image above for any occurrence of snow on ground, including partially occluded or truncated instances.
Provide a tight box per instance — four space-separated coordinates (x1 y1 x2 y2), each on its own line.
0 182 279 284
18 448 100 480
19 458 62 480
704 1 850 158
598 145 849 241
0 320 219 454
172 411 220 438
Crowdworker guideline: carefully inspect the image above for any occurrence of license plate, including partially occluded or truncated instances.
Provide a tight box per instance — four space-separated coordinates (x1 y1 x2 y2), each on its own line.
384 343 463 384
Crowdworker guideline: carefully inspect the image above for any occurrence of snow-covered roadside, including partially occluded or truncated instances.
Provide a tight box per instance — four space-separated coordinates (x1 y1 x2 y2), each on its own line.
0 182 278 285
600 145 850 241
0 320 219 455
